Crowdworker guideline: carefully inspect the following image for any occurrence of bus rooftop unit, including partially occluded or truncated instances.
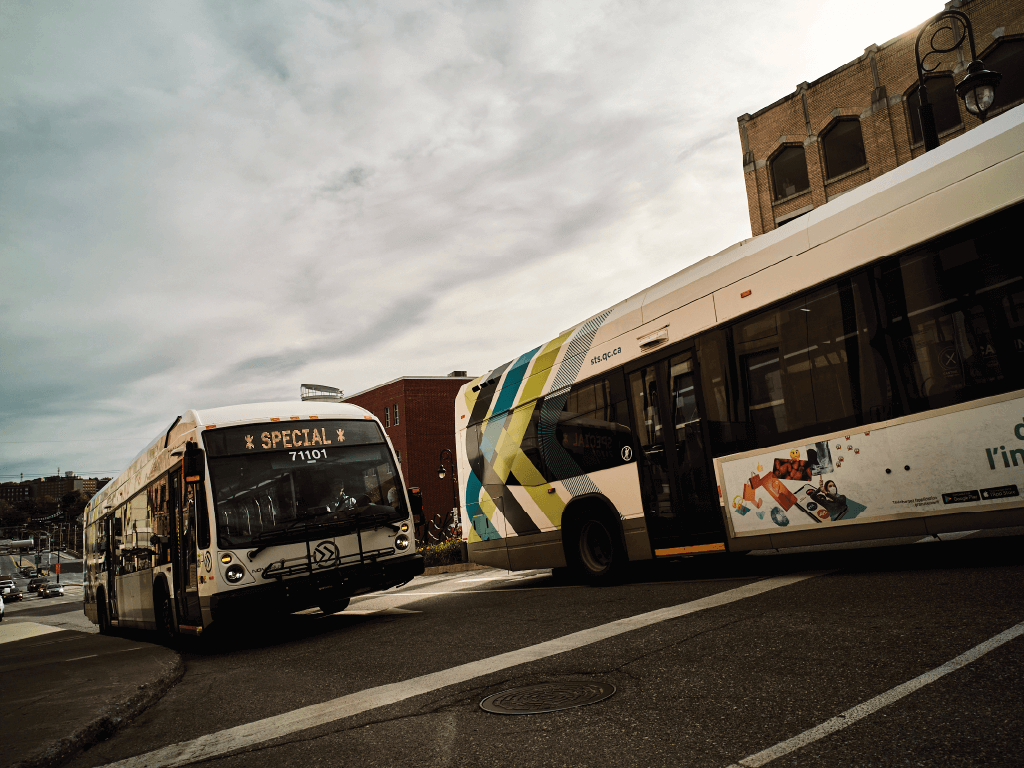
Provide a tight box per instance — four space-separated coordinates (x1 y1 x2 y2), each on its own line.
83 401 424 637
455 106 1024 581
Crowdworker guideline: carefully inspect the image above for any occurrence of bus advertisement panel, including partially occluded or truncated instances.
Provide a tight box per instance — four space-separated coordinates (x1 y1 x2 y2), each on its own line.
720 393 1024 534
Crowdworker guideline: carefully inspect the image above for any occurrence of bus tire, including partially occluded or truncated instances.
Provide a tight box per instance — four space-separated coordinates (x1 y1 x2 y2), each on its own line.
319 598 351 615
155 583 176 642
97 589 112 635
568 510 626 584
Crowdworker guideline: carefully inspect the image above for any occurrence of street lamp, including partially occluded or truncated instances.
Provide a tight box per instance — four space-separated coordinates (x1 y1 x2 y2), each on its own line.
437 448 460 514
915 9 1001 151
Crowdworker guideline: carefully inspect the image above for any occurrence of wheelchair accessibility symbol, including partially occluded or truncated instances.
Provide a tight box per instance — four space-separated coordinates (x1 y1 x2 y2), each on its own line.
313 540 340 569
621 446 633 462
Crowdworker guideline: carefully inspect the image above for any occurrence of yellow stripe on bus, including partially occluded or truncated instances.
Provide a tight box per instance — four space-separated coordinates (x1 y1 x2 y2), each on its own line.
654 542 726 556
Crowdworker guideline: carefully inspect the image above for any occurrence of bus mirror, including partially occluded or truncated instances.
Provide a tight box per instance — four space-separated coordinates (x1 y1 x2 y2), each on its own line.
184 442 206 484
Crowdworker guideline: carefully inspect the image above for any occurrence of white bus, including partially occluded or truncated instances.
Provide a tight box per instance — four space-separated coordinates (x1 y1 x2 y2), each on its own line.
455 106 1024 581
83 401 424 637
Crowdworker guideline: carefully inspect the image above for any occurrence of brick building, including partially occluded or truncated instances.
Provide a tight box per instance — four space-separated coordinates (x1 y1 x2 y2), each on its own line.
0 475 109 504
343 372 474 534
27 473 83 500
0 483 31 504
738 0 1024 236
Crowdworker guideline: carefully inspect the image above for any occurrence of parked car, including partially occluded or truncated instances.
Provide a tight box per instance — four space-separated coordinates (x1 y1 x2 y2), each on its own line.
41 583 65 598
27 577 49 592
4 586 23 602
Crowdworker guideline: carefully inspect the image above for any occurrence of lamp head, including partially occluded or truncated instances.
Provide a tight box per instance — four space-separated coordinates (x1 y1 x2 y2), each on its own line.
957 60 1002 121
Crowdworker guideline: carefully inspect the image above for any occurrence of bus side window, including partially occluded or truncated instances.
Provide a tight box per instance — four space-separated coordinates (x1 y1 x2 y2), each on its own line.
708 273 893 453
539 373 632 481
880 209 1024 413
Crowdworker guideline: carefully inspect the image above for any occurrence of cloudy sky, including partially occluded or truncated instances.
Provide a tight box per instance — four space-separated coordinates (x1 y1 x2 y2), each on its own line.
1 0 941 481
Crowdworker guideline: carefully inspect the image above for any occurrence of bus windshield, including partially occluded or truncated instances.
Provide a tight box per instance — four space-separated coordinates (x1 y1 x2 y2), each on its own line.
203 421 406 549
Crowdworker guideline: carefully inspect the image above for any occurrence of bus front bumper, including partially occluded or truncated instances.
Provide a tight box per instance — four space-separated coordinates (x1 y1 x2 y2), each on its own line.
208 552 424 622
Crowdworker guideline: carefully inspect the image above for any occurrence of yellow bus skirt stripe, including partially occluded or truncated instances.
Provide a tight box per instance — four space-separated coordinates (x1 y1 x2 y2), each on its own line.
654 542 726 556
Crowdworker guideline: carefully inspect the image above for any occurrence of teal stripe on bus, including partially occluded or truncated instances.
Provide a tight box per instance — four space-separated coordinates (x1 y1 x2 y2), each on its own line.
490 346 540 416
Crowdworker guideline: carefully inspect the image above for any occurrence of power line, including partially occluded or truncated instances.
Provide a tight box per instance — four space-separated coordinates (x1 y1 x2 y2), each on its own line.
0 438 148 443
0 473 119 478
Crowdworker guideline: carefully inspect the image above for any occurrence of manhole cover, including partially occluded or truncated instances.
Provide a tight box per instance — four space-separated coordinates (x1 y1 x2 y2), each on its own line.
480 681 616 715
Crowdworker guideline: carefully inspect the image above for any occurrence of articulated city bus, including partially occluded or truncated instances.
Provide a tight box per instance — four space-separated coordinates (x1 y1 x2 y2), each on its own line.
455 106 1024 581
83 402 424 637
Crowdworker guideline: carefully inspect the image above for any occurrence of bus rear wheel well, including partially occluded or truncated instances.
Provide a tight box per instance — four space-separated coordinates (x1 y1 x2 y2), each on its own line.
153 577 176 641
560 496 627 583
96 587 112 634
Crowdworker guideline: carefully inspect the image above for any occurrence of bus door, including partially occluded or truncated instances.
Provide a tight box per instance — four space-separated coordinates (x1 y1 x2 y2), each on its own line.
103 514 118 620
169 470 202 627
628 348 724 554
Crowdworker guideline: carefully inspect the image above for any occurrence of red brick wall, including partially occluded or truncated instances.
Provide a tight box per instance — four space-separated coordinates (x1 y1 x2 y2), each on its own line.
344 378 471 536
739 0 1024 235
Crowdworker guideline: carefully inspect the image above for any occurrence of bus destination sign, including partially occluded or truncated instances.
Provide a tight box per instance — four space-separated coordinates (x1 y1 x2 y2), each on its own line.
202 420 384 457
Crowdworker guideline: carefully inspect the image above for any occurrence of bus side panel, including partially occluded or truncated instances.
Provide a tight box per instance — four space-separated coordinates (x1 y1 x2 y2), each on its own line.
719 391 1024 544
116 569 154 629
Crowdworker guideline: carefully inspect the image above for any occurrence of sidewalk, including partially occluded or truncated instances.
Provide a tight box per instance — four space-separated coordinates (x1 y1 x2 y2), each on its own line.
0 622 183 768
0 562 483 767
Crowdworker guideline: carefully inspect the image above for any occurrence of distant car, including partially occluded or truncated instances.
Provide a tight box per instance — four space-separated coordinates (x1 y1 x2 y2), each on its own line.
19 567 32 577
27 577 49 592
42 583 65 598
4 586 23 602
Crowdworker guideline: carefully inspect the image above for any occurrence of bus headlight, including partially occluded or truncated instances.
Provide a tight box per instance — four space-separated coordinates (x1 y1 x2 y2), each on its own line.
395 534 410 551
225 564 246 583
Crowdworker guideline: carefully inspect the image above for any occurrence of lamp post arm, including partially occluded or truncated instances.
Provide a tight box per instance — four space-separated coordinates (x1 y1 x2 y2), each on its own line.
915 10 976 81
914 9 979 153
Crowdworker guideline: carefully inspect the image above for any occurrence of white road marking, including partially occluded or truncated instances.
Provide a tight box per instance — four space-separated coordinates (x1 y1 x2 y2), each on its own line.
915 529 980 544
724 619 1024 768
56 647 144 663
102 571 825 768
337 608 421 616
396 575 758 596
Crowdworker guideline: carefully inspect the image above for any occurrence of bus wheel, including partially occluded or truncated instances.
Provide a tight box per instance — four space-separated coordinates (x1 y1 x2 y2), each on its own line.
319 598 351 615
155 586 176 642
97 591 112 635
573 514 625 583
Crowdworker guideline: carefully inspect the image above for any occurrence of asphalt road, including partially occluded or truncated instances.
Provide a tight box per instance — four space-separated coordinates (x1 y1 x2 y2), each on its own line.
43 529 1023 768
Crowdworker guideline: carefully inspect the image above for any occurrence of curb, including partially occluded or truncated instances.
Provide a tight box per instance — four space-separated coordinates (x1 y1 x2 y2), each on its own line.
11 649 185 768
421 562 491 575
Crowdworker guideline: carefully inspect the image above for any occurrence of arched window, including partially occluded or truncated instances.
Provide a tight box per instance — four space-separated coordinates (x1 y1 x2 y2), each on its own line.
908 75 962 144
983 39 1024 114
770 145 809 201
821 119 867 179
